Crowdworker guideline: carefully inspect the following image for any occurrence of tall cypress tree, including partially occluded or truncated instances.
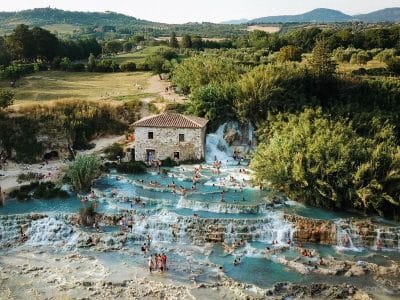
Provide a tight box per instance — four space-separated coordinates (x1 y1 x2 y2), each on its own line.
309 38 337 78
169 32 179 48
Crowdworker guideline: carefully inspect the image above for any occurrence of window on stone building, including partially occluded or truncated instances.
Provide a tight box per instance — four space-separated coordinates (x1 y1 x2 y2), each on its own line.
148 131 153 139
179 134 185 142
174 152 180 159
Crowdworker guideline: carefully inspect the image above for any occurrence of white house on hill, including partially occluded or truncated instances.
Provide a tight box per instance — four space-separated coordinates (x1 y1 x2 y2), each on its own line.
132 113 208 162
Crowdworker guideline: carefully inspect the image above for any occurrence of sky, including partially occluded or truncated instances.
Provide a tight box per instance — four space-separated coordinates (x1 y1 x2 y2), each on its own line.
1 0 400 23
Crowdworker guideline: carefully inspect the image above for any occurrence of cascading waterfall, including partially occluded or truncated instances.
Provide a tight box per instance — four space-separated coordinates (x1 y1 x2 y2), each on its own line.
0 215 24 246
206 123 233 163
26 215 78 250
176 197 270 214
125 208 293 245
335 219 363 252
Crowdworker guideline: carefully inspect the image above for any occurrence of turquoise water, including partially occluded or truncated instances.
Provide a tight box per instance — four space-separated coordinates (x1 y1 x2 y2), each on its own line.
0 196 81 215
1 162 399 292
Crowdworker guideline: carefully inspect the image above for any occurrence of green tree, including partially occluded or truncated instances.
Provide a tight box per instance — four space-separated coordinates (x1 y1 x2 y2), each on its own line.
120 61 137 72
0 37 11 67
188 83 237 128
236 64 312 124
308 38 337 78
31 26 59 61
191 36 204 50
132 35 145 45
67 154 101 192
277 45 302 63
146 53 166 79
6 24 36 61
350 50 370 65
0 89 14 108
87 53 96 72
169 32 179 48
251 109 400 219
181 34 192 48
172 54 240 94
103 40 123 55
60 57 71 71
123 41 133 52
387 57 400 75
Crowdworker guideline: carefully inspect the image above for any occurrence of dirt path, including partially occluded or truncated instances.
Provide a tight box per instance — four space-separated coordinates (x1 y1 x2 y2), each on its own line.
140 98 151 117
81 135 125 154
142 75 186 112
145 75 186 103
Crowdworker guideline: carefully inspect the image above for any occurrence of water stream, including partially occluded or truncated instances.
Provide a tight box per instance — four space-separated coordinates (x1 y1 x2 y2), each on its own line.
1 123 399 293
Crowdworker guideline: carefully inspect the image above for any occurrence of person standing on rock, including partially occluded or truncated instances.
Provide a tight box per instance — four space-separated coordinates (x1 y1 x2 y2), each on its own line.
161 253 167 272
148 255 154 273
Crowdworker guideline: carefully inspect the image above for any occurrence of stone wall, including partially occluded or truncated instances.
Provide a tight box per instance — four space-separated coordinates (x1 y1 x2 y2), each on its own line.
133 126 206 161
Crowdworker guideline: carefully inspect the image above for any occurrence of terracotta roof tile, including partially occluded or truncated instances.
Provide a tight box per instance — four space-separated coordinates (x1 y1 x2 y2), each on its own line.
133 113 208 128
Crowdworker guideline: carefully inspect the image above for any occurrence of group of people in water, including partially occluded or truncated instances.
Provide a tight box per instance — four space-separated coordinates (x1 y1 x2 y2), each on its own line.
148 253 168 273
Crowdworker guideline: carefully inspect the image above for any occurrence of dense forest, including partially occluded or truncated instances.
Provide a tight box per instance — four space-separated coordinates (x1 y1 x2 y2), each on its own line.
1 20 400 219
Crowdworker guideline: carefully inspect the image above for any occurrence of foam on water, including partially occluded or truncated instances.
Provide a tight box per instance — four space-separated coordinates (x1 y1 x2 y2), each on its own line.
26 216 78 250
206 123 234 163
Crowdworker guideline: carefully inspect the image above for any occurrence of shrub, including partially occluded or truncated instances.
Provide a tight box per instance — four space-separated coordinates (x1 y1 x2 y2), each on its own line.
0 63 35 80
104 143 124 160
164 102 188 113
160 157 178 167
94 60 119 72
120 61 137 72
136 62 149 71
67 154 101 192
69 63 86 72
17 172 41 183
374 49 396 64
0 88 14 108
351 67 390 76
115 161 147 174
386 58 400 75
9 181 68 201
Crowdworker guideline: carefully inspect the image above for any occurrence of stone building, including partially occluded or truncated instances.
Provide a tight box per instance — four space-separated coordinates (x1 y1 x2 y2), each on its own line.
132 113 208 162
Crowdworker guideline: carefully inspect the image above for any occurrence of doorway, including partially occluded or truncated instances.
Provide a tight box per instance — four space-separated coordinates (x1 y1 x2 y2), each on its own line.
146 149 155 161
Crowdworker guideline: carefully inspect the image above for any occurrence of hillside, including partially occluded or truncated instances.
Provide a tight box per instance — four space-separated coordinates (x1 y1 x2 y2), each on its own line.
248 7 400 24
356 7 400 23
0 7 154 27
0 7 245 37
221 18 249 25
251 8 352 23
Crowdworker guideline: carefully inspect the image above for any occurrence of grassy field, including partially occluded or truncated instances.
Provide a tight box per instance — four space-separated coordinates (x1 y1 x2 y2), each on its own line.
301 53 387 73
0 71 157 106
336 60 386 73
247 25 281 33
108 46 171 65
42 24 80 34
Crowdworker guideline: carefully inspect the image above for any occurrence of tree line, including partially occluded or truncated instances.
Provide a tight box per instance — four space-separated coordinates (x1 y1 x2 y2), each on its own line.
171 39 400 220
1 24 101 66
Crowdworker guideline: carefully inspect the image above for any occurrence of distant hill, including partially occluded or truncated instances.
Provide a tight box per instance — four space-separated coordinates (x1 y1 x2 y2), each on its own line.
221 18 249 25
0 7 159 35
0 7 153 27
0 7 246 37
355 7 400 23
247 7 400 24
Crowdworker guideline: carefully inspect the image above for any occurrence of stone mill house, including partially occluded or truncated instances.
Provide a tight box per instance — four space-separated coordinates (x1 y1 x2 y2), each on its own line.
132 113 208 162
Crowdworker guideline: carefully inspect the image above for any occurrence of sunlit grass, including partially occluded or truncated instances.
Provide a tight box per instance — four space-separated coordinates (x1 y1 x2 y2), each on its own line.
1 71 153 106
